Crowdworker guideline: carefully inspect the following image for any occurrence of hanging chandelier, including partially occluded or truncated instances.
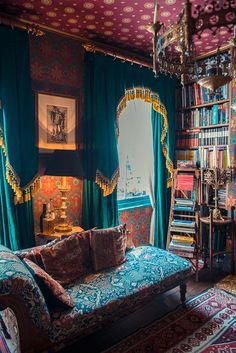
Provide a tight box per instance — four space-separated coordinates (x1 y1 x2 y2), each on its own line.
149 0 236 91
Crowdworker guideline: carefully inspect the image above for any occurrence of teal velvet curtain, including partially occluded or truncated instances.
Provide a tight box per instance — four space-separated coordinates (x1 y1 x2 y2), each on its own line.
83 53 176 236
152 111 171 249
152 77 176 248
0 25 38 250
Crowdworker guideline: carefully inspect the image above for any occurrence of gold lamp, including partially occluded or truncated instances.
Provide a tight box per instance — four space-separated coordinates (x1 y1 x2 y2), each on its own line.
55 176 72 232
44 150 83 233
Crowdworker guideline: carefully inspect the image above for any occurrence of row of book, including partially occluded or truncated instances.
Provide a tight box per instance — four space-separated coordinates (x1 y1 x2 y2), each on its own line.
176 103 229 129
176 147 229 168
176 127 229 148
176 83 229 109
200 148 229 169
199 127 229 146
176 131 199 148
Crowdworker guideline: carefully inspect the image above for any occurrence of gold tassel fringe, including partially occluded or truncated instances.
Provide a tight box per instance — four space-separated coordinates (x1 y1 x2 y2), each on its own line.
0 125 40 204
117 87 174 187
96 168 120 197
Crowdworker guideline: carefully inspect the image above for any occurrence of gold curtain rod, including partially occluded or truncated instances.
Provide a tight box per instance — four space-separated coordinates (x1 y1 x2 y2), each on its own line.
0 12 230 71
0 12 152 68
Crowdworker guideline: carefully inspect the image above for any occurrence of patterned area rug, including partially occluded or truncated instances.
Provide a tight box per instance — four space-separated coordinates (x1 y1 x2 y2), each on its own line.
215 275 236 296
104 288 236 353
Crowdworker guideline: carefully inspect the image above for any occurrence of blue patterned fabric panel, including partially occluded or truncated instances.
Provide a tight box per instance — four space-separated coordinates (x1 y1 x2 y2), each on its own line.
49 246 192 343
0 245 51 331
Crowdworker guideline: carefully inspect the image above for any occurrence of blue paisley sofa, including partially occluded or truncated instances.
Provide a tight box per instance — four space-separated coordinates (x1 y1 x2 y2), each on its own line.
0 244 192 353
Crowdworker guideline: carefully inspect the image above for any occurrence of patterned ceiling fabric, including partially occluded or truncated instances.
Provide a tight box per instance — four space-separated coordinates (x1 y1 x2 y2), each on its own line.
1 0 233 56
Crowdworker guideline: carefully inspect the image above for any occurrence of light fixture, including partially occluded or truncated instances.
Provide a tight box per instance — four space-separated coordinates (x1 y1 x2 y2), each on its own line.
55 176 72 232
44 150 84 233
150 0 236 91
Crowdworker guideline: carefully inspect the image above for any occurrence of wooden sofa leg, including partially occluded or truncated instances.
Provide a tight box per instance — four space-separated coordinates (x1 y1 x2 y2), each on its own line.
180 282 187 308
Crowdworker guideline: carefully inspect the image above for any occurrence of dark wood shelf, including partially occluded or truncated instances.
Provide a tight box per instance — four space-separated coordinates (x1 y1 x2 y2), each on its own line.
176 123 229 132
177 99 229 111
200 123 229 129
176 145 227 150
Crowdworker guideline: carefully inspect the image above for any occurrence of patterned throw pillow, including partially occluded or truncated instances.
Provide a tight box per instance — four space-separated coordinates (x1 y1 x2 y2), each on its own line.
16 239 61 268
40 231 92 286
90 225 127 271
23 258 74 309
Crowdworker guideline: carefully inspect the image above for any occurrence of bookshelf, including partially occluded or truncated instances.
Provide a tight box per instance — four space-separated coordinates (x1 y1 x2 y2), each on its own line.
175 82 231 170
169 73 235 279
167 169 200 281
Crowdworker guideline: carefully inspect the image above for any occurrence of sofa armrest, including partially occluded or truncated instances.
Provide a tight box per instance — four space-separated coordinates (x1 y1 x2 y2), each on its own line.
0 245 51 332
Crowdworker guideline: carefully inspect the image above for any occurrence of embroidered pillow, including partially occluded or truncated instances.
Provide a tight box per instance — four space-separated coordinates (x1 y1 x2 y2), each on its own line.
90 225 127 271
40 231 91 286
23 258 74 309
17 239 61 268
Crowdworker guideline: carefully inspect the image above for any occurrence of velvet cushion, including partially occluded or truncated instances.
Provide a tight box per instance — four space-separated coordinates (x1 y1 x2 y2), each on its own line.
40 231 92 286
23 258 74 309
90 225 127 271
17 239 61 268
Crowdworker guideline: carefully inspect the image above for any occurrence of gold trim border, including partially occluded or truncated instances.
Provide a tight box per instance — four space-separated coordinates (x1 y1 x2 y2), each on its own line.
117 87 174 188
0 125 40 204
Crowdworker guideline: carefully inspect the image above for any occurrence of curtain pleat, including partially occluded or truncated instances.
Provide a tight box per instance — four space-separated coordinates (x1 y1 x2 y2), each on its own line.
0 25 38 249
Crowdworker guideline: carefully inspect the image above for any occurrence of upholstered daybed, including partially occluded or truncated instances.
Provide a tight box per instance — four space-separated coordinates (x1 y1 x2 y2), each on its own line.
0 243 192 353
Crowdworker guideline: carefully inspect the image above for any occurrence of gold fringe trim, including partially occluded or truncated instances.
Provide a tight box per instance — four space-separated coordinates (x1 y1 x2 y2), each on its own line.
96 168 120 197
0 125 40 204
117 87 174 187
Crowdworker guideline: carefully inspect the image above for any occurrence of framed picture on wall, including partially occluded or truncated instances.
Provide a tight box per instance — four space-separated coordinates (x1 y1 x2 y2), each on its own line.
37 92 77 150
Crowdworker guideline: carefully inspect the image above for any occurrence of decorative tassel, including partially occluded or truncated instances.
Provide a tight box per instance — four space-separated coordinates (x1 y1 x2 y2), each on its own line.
95 169 119 197
0 124 41 204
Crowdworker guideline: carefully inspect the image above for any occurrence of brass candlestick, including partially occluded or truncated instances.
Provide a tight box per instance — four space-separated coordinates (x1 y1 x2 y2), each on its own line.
54 177 72 232
202 168 232 220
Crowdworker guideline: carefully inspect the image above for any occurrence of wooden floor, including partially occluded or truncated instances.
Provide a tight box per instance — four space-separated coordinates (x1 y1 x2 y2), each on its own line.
61 262 231 353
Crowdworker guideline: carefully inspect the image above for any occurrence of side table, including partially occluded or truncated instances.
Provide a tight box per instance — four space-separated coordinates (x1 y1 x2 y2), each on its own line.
200 208 235 277
36 226 84 245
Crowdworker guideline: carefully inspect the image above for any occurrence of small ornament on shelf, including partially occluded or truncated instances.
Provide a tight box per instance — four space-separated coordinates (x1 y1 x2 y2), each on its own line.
202 167 232 220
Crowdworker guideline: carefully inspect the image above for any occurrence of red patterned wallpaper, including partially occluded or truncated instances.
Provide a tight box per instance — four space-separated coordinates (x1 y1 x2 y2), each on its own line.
30 32 84 232
34 176 83 233
119 206 152 246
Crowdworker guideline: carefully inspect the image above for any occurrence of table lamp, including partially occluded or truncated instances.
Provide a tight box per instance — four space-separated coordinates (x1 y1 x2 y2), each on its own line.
44 150 83 232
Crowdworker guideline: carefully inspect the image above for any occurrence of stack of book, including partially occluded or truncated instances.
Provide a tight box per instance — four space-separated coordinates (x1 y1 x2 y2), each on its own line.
173 198 195 212
169 235 195 254
176 160 193 168
176 150 200 167
176 174 194 190
170 219 195 234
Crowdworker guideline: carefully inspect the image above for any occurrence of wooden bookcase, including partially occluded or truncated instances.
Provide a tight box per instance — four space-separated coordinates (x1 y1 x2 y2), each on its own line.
169 65 235 279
